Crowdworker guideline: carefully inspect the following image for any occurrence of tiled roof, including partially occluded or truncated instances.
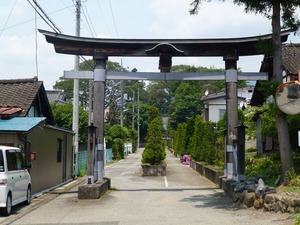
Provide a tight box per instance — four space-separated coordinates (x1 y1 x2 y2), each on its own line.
251 43 300 106
0 77 41 116
46 90 66 103
282 43 300 75
0 77 54 125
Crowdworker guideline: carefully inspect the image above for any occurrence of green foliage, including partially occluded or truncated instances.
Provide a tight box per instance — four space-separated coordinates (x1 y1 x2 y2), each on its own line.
78 169 87 177
147 105 160 122
245 152 282 186
189 115 218 164
217 109 245 136
107 124 128 160
51 102 88 145
256 38 274 56
246 147 257 153
142 114 166 165
257 80 279 99
110 124 128 140
233 0 300 31
286 170 300 187
295 214 300 225
112 138 124 160
169 82 202 130
128 129 138 153
287 114 300 150
174 123 187 156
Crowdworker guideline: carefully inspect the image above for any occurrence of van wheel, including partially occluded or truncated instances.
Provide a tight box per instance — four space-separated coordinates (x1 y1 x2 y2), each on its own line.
24 186 31 205
0 194 12 216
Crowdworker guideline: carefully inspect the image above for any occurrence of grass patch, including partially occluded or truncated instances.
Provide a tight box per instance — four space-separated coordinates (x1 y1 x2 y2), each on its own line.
277 186 300 195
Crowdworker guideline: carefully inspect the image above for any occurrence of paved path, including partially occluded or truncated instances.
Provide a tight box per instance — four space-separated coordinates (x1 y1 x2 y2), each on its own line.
1 149 296 225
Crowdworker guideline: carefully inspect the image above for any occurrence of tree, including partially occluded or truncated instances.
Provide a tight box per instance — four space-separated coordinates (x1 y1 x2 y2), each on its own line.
142 106 166 164
51 102 88 146
169 82 203 130
108 124 128 160
190 0 300 183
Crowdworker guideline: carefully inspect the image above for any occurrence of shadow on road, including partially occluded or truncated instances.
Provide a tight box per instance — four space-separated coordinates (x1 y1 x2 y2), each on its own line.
180 191 236 210
113 187 219 192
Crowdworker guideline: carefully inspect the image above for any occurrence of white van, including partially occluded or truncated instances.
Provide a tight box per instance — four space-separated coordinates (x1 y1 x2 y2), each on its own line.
0 146 32 216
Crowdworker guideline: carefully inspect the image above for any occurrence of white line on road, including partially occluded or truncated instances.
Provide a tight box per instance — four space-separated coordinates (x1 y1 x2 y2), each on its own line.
164 176 168 187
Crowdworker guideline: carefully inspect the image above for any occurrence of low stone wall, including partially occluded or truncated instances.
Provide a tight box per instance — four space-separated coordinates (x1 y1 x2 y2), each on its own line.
190 160 224 187
233 190 300 213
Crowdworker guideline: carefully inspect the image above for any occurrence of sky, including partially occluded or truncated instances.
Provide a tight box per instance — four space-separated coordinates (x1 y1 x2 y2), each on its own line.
0 0 300 90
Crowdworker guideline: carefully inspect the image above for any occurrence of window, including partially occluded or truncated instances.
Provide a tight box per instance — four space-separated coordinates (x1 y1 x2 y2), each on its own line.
57 139 63 162
0 151 4 172
219 109 226 119
6 150 25 171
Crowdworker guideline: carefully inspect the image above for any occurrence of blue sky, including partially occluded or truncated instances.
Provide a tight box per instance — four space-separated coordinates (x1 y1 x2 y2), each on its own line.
0 0 299 90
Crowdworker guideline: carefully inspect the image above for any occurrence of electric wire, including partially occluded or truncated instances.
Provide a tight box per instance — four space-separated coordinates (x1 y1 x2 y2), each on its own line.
33 0 62 33
0 5 73 34
108 0 119 37
28 0 94 72
27 0 61 33
0 0 18 38
34 2 39 78
82 2 96 37
96 0 112 37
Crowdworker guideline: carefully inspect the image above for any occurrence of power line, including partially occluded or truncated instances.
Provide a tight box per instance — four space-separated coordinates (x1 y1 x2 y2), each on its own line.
96 0 112 36
27 0 61 33
82 2 97 37
0 5 73 33
108 0 119 37
0 0 18 38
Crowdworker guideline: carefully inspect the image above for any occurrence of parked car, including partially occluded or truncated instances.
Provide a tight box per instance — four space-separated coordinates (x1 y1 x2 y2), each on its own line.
0 146 32 216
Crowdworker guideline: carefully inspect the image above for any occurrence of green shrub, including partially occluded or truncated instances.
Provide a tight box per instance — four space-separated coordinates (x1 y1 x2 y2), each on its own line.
142 116 166 165
295 214 300 225
246 147 257 153
78 169 87 177
112 138 124 160
286 170 300 187
245 153 282 186
189 116 217 164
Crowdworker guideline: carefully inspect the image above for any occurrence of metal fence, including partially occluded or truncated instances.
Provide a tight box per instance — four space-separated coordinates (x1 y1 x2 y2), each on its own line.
77 148 113 172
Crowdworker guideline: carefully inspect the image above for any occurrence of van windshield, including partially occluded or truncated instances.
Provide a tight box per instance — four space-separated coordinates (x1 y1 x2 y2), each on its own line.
0 151 4 172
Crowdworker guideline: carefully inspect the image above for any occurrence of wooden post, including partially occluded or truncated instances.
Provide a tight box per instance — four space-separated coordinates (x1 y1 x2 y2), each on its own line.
236 123 247 181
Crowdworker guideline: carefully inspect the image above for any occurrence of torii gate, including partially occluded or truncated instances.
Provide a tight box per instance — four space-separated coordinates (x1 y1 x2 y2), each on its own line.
39 29 291 185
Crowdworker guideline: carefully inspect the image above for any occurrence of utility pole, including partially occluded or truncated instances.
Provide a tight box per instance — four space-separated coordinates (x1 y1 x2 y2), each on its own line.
137 85 140 149
72 0 81 177
120 60 124 127
132 91 135 130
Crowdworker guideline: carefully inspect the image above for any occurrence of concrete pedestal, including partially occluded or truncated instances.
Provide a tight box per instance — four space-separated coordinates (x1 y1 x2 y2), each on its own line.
78 177 110 199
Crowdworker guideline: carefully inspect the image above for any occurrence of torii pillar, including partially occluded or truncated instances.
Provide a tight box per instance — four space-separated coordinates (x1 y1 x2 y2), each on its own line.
224 55 239 181
92 57 107 182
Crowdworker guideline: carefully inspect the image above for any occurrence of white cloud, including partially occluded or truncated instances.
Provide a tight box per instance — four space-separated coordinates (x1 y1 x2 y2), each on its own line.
0 0 299 89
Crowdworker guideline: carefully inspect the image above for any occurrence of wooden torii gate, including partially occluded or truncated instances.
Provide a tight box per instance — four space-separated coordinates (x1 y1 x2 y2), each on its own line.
39 29 291 184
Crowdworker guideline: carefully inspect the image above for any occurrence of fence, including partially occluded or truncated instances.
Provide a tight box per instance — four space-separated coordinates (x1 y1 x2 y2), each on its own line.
77 148 113 173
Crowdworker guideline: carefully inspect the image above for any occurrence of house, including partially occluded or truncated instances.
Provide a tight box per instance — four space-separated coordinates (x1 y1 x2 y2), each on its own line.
201 87 254 123
0 77 74 195
250 43 300 154
46 90 67 104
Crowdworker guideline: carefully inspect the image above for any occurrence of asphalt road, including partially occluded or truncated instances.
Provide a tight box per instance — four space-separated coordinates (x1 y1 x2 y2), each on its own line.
0 149 296 225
